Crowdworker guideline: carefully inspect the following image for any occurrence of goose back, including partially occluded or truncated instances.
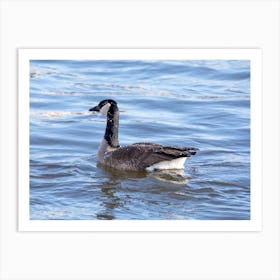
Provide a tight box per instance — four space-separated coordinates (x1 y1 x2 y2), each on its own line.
103 142 198 171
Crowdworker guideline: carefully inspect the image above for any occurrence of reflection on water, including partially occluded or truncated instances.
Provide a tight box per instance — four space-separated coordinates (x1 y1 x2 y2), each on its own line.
30 59 250 220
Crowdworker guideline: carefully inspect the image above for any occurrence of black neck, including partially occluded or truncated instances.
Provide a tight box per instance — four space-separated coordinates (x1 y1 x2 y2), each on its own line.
104 103 120 148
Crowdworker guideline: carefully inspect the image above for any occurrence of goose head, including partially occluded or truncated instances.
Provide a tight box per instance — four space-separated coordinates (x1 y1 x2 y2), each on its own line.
89 99 118 116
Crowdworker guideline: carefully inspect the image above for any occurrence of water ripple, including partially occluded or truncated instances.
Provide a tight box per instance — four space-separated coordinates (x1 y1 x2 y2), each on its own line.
29 59 250 220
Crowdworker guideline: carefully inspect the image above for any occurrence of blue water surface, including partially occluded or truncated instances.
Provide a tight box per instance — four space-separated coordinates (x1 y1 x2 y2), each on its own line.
29 59 250 220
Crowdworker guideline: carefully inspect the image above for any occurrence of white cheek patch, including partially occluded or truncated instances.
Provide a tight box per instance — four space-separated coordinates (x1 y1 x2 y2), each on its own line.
100 103 111 115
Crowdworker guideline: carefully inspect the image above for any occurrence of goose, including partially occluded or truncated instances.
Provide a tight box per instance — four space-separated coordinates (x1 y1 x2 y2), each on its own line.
89 99 198 171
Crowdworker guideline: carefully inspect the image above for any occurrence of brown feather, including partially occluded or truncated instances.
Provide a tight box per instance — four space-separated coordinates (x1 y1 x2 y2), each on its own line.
103 143 198 171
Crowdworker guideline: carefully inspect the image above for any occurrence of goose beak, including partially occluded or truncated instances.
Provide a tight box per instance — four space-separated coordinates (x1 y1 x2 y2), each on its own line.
89 105 100 112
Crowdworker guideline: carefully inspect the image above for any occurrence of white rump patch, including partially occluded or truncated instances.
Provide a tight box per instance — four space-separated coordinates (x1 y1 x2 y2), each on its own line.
100 103 111 116
146 157 187 171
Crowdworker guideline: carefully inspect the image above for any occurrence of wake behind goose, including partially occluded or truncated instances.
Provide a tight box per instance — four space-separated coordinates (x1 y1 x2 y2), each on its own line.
89 99 198 171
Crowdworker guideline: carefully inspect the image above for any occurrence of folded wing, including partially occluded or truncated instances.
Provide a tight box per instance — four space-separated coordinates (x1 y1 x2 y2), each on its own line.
104 142 198 171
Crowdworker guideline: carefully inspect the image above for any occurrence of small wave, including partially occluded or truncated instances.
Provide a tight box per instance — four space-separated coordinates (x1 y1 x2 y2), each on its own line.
41 90 85 95
30 70 78 79
227 88 245 93
73 82 148 91
34 111 91 118
32 171 73 179
31 64 56 71
211 71 250 81
192 187 215 193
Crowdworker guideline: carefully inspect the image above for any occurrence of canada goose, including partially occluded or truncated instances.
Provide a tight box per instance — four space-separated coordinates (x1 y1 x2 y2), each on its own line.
89 99 198 171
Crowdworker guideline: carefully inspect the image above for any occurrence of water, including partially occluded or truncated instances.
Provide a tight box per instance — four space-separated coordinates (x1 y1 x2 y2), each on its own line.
29 59 250 220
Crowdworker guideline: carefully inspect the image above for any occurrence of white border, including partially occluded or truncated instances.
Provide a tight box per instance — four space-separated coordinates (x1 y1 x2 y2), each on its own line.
18 49 262 232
